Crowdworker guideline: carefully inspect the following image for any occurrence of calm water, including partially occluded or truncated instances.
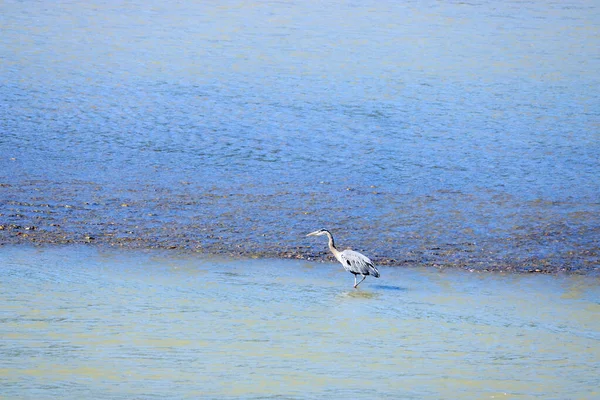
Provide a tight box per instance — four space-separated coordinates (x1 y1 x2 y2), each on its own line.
0 246 599 399
1 1 599 271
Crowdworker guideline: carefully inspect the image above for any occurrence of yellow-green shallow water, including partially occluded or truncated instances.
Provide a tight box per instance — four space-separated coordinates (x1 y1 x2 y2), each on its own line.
1 246 598 399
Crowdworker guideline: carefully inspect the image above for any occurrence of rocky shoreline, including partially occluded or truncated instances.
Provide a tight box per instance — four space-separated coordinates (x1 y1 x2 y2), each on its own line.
2 179 599 275
1 221 597 275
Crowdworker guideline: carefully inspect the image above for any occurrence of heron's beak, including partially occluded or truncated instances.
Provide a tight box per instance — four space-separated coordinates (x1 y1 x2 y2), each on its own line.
306 230 320 237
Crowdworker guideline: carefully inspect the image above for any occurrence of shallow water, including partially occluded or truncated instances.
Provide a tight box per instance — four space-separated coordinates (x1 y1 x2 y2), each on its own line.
1 247 599 398
1 0 599 271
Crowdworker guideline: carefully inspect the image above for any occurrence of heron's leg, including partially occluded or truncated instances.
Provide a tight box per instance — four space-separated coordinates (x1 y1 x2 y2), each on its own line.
354 275 367 288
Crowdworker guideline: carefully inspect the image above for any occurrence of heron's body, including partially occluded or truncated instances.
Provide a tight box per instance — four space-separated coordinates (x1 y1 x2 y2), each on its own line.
307 229 380 288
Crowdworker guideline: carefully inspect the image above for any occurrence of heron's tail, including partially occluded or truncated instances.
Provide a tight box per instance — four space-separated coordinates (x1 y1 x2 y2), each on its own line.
370 265 380 278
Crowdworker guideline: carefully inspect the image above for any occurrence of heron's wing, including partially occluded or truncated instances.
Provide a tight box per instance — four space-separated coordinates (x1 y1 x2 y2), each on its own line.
340 249 380 277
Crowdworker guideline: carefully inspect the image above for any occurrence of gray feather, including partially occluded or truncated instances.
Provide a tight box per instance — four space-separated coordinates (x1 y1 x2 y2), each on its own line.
340 249 380 278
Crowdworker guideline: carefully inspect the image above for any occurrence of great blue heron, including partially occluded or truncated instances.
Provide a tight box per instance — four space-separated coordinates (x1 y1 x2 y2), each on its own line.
307 229 380 288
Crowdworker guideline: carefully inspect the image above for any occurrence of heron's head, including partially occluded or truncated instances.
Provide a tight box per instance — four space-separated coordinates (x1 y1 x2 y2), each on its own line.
307 229 330 237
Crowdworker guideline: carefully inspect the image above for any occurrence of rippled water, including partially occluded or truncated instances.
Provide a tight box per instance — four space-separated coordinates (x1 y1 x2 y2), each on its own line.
1 0 599 271
1 247 599 398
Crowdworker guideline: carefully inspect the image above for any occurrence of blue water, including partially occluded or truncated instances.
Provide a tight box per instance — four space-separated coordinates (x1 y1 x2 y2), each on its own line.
1 0 599 271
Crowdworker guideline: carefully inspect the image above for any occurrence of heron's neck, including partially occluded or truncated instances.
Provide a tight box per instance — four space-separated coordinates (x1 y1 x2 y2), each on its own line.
326 232 340 258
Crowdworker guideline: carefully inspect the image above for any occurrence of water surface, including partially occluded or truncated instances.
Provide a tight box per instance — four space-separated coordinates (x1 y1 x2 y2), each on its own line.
1 0 599 271
1 247 599 398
